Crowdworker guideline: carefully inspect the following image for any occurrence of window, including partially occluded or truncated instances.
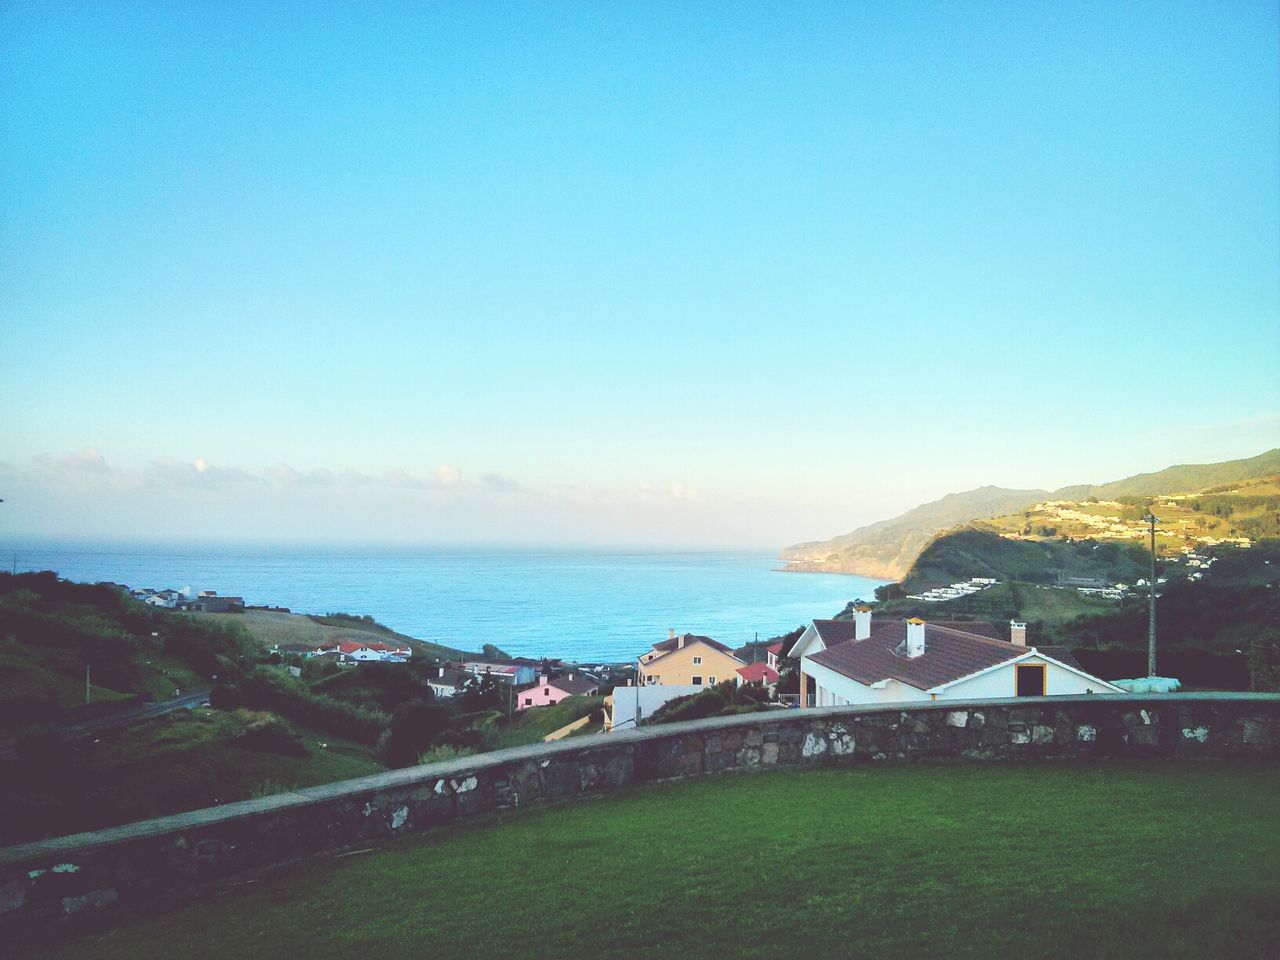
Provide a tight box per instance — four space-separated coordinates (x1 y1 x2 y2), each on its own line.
524 698 532 705
651 675 659 683
1016 663 1046 697
692 676 703 685
708 676 716 684
693 656 703 665
543 687 550 695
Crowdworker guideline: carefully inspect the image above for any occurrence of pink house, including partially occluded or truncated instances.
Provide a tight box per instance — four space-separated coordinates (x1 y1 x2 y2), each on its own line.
517 673 600 710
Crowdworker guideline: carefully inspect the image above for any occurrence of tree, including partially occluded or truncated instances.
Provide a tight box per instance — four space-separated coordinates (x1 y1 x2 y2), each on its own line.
381 699 452 767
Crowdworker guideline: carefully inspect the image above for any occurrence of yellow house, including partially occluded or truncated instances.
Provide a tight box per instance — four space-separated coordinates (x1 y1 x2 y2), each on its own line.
636 631 744 687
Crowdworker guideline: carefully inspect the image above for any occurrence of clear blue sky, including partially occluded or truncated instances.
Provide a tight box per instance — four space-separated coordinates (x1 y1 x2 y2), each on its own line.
1 1 1277 547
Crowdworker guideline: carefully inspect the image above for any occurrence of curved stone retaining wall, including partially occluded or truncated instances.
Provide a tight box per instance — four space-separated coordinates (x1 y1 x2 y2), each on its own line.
2 692 1277 940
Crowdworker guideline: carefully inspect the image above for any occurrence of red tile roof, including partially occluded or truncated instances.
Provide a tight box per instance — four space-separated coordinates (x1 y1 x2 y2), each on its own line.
807 619 1021 691
766 642 783 655
736 662 781 684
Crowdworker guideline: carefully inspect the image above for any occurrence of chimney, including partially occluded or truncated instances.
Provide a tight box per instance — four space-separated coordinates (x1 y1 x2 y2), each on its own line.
677 634 685 649
438 666 445 677
854 605 872 641
905 618 926 658
540 674 549 686
568 672 574 681
1010 621 1027 646
669 628 675 640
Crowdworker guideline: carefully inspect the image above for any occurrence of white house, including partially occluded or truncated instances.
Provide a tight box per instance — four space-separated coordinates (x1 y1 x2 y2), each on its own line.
791 611 1121 707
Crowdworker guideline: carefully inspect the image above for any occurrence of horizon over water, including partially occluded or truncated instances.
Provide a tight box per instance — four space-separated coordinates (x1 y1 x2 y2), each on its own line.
3 540 886 662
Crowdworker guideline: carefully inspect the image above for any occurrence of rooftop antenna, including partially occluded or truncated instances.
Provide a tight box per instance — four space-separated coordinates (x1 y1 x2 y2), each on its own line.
1143 512 1160 677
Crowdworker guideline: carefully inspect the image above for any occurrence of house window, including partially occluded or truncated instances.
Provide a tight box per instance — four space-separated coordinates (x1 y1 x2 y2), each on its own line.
652 675 659 684
693 656 703 665
543 687 550 695
1016 663 1046 697
708 676 716 684
524 698 532 705
692 675 703 685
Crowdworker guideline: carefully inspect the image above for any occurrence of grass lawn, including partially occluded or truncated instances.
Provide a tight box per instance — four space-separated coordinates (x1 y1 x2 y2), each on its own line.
33 761 1280 960
232 610 463 660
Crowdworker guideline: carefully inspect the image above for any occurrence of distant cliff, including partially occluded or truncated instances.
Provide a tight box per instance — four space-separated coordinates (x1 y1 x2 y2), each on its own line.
782 448 1280 579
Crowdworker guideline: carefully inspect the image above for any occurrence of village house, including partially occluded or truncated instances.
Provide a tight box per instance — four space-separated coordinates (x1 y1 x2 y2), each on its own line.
604 682 706 731
517 673 600 710
790 610 1120 706
452 660 538 686
426 665 471 698
735 661 780 691
313 640 411 664
636 630 744 687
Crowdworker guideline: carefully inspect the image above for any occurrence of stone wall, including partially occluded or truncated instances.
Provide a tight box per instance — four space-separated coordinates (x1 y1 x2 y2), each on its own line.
2 692 1277 940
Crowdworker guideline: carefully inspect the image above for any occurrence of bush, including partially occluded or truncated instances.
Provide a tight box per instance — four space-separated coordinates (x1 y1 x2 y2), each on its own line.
209 683 242 710
380 699 452 767
233 713 310 758
239 666 389 744
418 743 476 764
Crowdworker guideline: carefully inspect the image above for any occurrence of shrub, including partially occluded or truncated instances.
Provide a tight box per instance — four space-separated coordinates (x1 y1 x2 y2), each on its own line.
239 666 389 744
380 699 452 767
209 683 242 710
233 713 310 758
418 743 476 764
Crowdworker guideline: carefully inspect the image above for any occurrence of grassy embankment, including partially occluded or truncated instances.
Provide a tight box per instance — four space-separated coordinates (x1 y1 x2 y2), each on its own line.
0 574 388 843
2 708 383 846
215 608 468 661
34 761 1280 960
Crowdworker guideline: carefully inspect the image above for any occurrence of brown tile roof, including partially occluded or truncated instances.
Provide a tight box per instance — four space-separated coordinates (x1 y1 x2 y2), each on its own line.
808 619 1023 691
1038 646 1082 670
548 674 600 696
650 634 733 655
812 618 1003 648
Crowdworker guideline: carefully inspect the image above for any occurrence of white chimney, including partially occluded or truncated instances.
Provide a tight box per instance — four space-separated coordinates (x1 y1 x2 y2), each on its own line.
1010 621 1027 646
677 634 685 649
568 672 574 681
905 618 926 658
854 606 872 641
438 666 445 677
540 675 549 686
669 628 675 640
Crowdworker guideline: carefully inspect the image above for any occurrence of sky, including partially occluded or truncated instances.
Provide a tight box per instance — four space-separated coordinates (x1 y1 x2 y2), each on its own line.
1 1 1278 549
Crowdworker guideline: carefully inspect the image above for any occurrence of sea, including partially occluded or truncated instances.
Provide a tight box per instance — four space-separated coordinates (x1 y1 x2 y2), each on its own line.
3 541 884 663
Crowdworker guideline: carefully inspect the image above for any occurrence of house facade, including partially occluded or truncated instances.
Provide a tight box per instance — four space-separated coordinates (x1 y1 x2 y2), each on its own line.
792 612 1120 707
636 632 744 687
517 673 600 710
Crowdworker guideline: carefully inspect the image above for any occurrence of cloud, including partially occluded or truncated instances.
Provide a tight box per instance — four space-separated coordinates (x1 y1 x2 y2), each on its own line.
269 463 338 488
148 457 260 488
382 465 462 490
668 483 701 502
35 448 110 476
481 472 522 494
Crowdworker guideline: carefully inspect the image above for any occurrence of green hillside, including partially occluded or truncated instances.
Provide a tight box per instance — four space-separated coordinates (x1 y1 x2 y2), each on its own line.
905 528 1147 587
783 448 1280 579
781 485 1049 578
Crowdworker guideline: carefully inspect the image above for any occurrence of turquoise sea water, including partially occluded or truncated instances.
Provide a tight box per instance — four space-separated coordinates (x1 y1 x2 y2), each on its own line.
4 542 884 662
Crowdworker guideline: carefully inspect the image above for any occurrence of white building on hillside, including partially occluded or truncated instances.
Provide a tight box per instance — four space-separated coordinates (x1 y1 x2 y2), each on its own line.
791 610 1120 707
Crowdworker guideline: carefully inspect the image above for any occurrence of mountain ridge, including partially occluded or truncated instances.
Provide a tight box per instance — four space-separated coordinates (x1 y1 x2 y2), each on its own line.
782 448 1280 579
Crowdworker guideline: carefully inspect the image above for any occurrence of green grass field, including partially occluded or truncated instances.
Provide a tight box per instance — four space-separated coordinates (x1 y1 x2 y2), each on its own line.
33 761 1280 960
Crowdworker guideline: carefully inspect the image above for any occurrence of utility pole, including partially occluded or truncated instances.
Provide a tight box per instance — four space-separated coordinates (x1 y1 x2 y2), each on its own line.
1144 513 1159 677
85 664 91 705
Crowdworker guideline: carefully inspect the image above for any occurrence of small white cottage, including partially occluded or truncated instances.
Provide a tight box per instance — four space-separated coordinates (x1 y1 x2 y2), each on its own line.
791 610 1121 707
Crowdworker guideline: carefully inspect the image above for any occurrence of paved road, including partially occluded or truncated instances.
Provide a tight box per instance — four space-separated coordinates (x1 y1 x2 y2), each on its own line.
0 691 210 761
